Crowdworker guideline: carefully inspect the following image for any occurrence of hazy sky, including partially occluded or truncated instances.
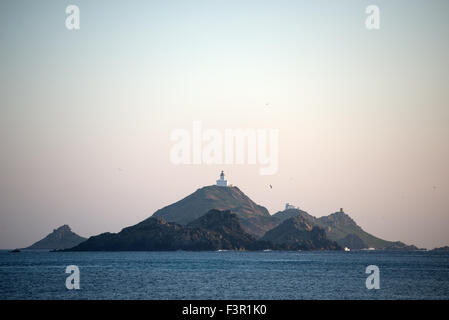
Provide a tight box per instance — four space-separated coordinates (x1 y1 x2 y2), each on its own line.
1 0 448 249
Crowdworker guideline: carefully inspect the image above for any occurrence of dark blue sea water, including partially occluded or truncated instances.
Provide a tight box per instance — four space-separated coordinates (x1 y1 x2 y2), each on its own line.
1 250 448 300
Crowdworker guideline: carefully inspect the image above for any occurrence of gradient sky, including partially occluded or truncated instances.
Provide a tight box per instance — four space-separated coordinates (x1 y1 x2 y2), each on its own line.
1 0 448 249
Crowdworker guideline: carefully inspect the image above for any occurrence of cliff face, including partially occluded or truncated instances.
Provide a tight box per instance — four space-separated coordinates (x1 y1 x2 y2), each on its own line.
26 225 86 250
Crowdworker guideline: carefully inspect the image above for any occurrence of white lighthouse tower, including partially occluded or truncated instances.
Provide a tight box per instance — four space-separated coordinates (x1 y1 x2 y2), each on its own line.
216 170 228 187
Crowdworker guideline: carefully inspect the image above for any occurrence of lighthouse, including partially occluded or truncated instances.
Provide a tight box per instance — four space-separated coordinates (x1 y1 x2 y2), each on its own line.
216 170 228 187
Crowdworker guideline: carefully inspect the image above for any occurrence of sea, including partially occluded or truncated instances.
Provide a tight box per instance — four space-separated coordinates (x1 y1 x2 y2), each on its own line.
0 250 448 300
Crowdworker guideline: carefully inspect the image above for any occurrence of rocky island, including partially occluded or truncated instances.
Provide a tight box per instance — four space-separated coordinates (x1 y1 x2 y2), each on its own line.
62 172 419 252
25 225 86 250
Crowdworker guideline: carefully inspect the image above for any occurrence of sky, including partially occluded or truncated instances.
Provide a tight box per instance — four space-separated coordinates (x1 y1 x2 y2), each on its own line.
0 0 448 249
